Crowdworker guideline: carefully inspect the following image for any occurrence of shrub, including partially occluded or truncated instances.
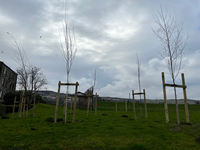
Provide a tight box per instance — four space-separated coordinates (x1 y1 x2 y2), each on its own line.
0 103 6 116
3 91 21 105
36 94 43 103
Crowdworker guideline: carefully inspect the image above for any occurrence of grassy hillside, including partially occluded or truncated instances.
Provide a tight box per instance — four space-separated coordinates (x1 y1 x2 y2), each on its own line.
0 102 200 150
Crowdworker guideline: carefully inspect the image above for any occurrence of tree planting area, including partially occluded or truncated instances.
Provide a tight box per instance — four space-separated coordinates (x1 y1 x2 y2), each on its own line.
0 102 200 150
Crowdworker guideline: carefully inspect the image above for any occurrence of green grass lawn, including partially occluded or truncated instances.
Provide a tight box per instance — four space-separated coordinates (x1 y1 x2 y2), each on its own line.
0 102 200 150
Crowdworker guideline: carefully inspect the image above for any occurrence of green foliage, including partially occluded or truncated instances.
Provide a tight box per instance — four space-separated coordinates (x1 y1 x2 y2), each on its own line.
0 102 200 149
3 91 21 105
3 91 44 105
35 94 43 103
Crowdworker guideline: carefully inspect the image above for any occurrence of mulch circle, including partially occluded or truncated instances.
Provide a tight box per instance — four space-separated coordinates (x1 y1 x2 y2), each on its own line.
174 122 192 125
122 115 128 118
196 137 200 143
180 122 192 125
46 117 64 123
102 114 108 116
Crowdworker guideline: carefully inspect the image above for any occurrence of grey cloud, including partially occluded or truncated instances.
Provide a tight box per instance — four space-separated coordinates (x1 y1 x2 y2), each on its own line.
0 0 200 100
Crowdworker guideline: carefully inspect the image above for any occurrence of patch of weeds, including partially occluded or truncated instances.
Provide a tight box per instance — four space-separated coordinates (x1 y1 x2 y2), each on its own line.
46 117 54 122
180 122 192 125
46 117 63 123
31 127 36 131
169 126 181 132
57 118 63 122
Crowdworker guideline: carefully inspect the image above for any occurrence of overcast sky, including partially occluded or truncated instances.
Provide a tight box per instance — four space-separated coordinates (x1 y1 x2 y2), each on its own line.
0 0 200 100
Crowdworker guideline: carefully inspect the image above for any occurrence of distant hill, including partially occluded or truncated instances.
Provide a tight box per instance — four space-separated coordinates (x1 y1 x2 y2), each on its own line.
37 90 199 104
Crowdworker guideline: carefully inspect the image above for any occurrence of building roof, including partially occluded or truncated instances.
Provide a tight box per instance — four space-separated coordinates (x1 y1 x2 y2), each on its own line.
0 61 17 75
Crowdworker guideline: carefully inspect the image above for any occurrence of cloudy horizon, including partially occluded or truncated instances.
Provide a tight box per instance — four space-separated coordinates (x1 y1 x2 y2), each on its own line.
0 0 200 100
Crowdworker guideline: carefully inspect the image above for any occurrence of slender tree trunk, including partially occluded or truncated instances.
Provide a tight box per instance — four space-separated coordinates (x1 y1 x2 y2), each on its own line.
172 75 180 124
174 86 180 124
65 74 69 123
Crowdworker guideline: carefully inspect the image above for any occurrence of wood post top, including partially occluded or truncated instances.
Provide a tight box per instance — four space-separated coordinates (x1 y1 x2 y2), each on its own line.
132 89 146 95
94 93 99 97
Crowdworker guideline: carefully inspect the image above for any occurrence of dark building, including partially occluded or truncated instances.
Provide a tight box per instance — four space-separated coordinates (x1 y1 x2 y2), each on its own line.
0 61 17 102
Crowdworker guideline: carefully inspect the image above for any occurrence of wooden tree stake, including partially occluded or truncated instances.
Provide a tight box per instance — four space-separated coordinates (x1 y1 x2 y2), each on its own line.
132 89 147 118
143 89 148 118
63 96 66 115
72 82 79 122
12 96 16 116
19 90 25 118
33 87 36 117
87 94 90 116
95 93 98 116
54 81 61 123
182 73 190 123
162 72 169 123
26 97 29 117
162 72 189 123
23 97 26 116
54 81 79 123
132 90 136 118
70 97 73 114
116 102 117 112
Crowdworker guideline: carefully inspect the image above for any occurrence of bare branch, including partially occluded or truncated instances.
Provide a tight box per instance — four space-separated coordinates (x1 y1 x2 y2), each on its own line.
151 6 188 82
136 54 141 102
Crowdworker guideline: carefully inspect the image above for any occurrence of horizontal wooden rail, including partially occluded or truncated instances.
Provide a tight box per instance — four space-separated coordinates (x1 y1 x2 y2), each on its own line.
133 92 144 95
60 83 79 86
164 83 187 88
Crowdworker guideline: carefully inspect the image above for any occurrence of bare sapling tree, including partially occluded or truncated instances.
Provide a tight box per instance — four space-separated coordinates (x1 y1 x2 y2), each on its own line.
92 69 97 95
91 69 97 113
8 34 29 92
60 15 77 123
8 34 47 108
29 66 48 91
29 66 48 106
136 53 142 118
151 6 189 124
